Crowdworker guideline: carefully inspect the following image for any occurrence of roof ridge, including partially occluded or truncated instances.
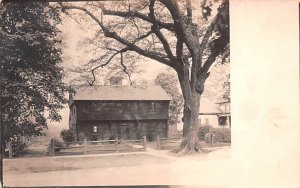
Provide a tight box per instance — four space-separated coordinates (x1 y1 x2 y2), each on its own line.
70 85 171 101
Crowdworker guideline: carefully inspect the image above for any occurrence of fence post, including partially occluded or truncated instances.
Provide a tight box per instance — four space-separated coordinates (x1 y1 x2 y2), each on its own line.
143 136 147 151
115 138 119 153
51 138 55 156
48 140 52 156
84 139 87 155
211 134 215 147
156 135 161 150
8 141 12 159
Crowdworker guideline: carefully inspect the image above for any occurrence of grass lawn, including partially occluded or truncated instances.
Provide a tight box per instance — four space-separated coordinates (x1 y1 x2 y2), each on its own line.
4 153 171 174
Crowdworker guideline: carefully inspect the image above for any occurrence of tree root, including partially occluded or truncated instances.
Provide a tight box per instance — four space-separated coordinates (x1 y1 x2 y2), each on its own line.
174 141 208 155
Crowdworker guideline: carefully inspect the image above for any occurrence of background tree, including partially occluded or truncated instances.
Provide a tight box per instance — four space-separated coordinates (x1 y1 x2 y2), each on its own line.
222 73 230 102
62 0 229 154
154 71 184 125
0 2 68 148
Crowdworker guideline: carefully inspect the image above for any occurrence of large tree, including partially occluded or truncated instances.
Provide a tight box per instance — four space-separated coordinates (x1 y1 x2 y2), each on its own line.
62 0 229 154
0 2 68 145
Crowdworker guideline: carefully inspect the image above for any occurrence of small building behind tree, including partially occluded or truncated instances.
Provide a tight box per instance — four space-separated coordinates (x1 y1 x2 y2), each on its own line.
198 98 231 142
68 78 171 141
198 98 231 128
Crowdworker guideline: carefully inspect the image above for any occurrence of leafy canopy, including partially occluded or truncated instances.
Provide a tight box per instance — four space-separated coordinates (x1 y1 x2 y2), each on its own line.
0 2 68 141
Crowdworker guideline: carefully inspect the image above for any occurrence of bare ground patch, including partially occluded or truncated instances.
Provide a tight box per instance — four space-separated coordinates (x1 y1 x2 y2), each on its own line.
4 153 171 174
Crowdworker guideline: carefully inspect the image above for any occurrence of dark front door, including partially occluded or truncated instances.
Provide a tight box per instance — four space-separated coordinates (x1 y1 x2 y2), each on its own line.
118 124 127 140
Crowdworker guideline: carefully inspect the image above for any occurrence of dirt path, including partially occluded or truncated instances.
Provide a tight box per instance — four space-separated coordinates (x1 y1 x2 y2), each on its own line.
3 148 232 187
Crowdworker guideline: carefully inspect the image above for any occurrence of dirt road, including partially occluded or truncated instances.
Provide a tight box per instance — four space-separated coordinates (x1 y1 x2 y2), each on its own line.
3 148 232 187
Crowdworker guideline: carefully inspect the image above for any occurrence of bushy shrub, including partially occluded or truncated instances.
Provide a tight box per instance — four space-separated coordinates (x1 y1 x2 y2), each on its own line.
60 129 75 143
48 138 64 152
198 125 213 140
198 126 231 143
211 130 224 140
211 128 231 143
213 128 231 143
10 139 27 156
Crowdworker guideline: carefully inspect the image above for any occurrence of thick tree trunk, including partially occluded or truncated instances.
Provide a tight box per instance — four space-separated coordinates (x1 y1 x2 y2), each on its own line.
177 67 204 154
180 93 201 154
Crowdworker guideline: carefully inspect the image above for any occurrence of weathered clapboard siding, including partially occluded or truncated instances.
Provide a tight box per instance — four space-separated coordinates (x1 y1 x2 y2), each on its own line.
69 85 171 142
76 120 167 141
76 101 169 121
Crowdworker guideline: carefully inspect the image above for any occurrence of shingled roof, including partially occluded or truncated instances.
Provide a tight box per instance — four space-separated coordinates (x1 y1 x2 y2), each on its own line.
70 85 171 103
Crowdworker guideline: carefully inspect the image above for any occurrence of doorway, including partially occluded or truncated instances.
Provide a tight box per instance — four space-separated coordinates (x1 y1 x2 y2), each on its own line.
118 124 128 140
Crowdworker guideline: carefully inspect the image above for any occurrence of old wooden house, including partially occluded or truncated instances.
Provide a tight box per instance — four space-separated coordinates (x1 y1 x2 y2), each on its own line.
69 80 171 141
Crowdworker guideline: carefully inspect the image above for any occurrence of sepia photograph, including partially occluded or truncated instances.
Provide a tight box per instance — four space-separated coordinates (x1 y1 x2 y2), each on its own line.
0 0 299 187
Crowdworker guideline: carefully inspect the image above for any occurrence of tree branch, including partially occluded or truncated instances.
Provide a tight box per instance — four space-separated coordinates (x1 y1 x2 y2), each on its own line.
186 0 192 25
149 0 177 64
86 47 128 86
120 52 133 85
90 48 128 72
62 4 174 68
101 6 175 31
87 69 96 86
159 0 199 60
198 8 224 66
200 52 218 75
200 0 229 72
175 37 184 71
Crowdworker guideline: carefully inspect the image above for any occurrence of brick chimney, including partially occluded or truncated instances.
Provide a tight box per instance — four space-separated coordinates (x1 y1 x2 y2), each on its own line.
109 76 123 85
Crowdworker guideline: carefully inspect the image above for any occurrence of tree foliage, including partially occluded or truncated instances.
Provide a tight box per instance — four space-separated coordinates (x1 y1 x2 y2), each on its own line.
61 0 229 154
154 71 184 125
222 73 230 102
0 2 68 143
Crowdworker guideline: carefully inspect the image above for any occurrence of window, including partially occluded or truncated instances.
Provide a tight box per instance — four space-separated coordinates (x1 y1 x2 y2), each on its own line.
218 116 227 126
150 102 156 112
148 124 156 131
92 126 98 133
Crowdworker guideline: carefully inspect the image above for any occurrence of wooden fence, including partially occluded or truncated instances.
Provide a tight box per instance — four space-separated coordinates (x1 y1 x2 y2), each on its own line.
5 140 25 159
156 132 231 150
156 135 182 150
49 136 147 156
5 141 13 159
